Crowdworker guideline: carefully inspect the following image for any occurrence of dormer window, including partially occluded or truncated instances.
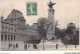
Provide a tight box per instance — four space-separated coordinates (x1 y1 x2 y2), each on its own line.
11 19 13 23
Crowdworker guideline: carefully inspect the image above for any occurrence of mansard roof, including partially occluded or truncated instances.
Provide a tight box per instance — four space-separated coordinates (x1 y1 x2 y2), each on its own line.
7 9 25 21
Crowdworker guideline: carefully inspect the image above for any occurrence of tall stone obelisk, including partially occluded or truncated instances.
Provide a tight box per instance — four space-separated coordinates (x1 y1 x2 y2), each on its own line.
47 1 56 40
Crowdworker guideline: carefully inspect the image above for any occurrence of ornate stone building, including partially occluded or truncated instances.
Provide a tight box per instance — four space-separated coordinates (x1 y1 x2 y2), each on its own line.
24 23 39 43
1 9 39 50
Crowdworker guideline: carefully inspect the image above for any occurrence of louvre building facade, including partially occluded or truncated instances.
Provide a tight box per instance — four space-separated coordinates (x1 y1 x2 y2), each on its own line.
1 9 39 50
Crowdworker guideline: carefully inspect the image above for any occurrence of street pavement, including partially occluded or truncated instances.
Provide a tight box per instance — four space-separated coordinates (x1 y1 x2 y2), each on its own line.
1 41 79 51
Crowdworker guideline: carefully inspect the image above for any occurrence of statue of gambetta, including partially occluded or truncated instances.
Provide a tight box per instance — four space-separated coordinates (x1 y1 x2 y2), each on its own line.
47 1 56 40
48 1 56 8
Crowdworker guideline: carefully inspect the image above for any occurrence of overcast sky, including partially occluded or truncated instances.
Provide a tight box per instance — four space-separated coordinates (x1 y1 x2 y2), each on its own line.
0 0 79 29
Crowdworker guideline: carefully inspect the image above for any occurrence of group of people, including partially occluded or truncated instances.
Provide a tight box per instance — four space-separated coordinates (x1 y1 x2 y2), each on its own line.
9 43 18 48
24 44 37 49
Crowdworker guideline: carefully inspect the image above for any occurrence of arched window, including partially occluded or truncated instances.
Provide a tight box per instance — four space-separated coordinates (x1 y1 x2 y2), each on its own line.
5 34 7 40
11 35 13 40
8 35 10 40
1 34 3 40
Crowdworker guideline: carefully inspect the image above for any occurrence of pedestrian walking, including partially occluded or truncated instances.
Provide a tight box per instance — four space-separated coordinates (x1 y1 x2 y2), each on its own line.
56 44 58 49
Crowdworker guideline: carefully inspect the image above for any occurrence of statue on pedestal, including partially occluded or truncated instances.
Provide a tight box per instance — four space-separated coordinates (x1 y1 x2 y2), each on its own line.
47 1 56 40
48 1 56 8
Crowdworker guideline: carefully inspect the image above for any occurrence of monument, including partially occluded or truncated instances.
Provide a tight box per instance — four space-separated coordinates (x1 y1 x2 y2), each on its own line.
47 1 56 40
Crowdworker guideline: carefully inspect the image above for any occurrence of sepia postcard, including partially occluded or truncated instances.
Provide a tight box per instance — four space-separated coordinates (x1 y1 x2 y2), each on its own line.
0 0 79 51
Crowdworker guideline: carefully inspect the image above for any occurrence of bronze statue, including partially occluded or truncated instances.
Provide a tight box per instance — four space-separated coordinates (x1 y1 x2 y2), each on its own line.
48 1 56 8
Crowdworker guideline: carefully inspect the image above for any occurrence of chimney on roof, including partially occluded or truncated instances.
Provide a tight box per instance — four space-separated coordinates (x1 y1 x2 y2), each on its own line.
12 9 15 13
1 16 4 21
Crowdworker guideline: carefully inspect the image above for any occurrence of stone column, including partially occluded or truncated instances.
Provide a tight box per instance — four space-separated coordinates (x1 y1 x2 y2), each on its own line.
47 1 56 40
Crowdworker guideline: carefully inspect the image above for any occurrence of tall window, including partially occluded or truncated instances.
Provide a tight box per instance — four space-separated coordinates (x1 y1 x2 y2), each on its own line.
2 27 4 31
8 35 10 41
14 35 16 40
14 29 16 32
5 34 7 40
1 34 3 40
8 28 10 32
11 28 13 32
11 35 13 40
5 27 7 32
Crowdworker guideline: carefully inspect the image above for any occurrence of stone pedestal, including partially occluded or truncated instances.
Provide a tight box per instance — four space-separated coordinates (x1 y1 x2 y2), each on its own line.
47 1 56 40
